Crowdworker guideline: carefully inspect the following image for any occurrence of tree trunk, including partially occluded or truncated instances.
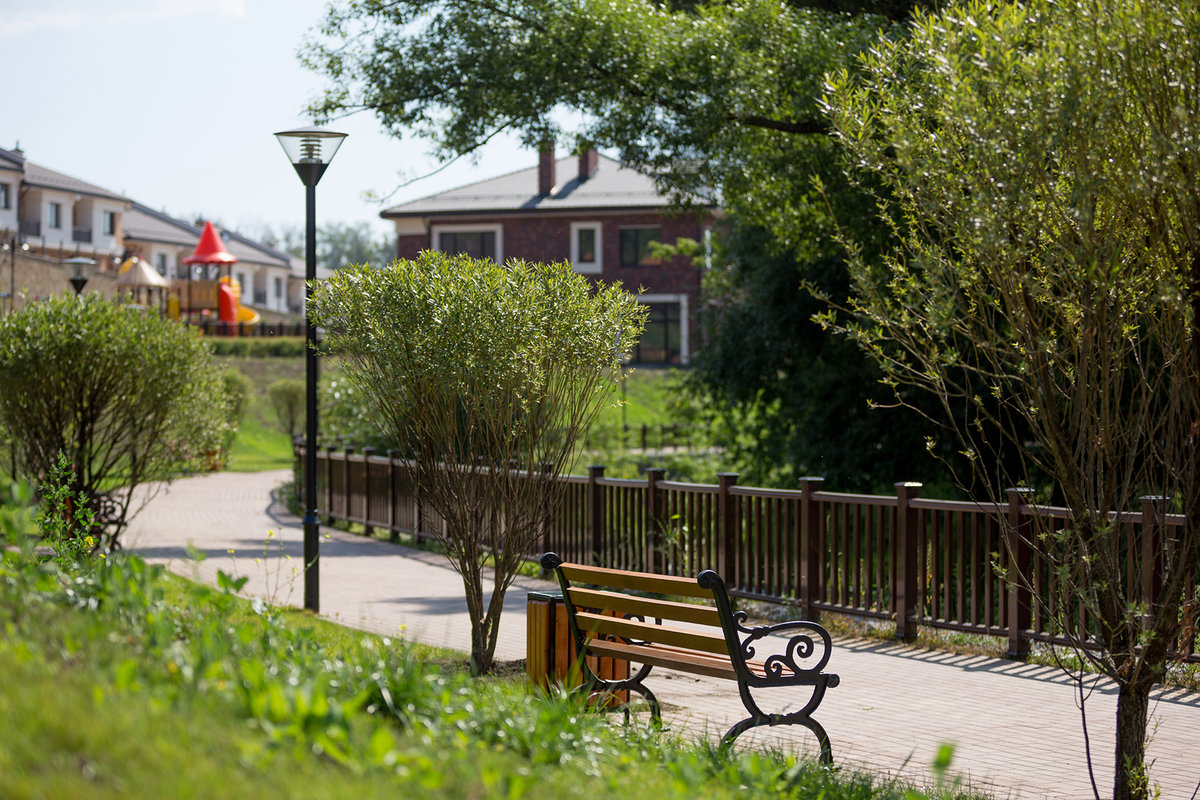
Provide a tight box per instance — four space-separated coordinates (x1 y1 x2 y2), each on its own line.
1112 680 1152 800
461 571 492 676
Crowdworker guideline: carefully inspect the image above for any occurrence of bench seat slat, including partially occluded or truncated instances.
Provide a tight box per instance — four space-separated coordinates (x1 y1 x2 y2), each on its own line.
566 587 723 628
585 639 739 681
576 611 730 656
560 563 711 599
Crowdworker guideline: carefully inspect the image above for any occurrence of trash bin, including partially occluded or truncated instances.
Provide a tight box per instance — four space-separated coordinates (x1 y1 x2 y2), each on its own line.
526 590 629 703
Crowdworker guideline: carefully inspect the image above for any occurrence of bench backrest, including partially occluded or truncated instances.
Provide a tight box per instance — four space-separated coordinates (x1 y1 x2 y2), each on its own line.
541 554 738 660
541 552 837 690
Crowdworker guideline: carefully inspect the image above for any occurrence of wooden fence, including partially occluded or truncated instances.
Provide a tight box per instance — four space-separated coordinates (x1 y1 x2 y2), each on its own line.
299 444 1198 663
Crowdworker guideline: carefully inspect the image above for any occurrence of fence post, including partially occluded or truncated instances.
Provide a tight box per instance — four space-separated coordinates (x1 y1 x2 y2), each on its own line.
894 482 922 642
588 465 606 565
342 446 354 522
324 446 334 523
414 461 426 546
387 450 399 542
361 447 375 536
1140 495 1168 613
717 473 739 584
1005 487 1033 660
645 467 665 572
799 477 825 621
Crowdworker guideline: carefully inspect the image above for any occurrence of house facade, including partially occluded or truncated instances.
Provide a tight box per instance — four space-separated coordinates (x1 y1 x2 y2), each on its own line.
1 144 296 317
1 146 129 271
382 148 717 365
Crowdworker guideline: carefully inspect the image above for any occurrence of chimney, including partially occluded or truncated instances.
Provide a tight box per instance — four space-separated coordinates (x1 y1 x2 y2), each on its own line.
578 147 598 181
538 142 556 196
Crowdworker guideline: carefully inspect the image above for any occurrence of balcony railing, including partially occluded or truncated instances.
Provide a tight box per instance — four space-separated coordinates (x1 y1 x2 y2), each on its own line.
72 226 93 244
19 220 39 237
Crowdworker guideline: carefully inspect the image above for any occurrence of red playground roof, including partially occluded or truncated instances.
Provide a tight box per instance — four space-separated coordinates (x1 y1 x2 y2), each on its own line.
183 221 238 265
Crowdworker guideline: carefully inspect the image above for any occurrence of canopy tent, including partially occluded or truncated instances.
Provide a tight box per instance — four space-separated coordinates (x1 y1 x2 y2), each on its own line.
116 258 169 288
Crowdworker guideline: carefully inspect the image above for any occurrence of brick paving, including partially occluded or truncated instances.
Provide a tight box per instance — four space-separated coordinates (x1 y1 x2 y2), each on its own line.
125 469 1200 800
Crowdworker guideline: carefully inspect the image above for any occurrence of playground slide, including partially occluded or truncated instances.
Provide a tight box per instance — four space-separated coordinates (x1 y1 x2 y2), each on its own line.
236 303 260 324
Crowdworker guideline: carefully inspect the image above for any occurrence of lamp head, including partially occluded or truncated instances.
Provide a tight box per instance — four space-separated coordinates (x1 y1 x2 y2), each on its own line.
274 126 348 187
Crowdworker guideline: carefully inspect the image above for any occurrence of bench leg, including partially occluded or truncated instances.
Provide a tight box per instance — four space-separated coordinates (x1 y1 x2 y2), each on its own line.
580 663 661 724
721 677 836 764
720 714 833 764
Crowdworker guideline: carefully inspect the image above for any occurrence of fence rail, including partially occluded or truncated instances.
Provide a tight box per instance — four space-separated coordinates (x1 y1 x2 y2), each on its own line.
298 445 1198 663
192 321 305 337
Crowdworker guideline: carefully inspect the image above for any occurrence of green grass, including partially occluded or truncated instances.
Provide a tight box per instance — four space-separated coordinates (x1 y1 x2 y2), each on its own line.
220 355 303 472
596 367 688 430
0 519 984 800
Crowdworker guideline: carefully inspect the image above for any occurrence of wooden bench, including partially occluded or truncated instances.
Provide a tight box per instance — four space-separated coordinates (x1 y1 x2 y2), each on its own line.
540 552 840 762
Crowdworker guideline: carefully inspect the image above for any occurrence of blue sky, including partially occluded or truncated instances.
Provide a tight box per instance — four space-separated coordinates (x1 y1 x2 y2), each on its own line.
1 0 531 239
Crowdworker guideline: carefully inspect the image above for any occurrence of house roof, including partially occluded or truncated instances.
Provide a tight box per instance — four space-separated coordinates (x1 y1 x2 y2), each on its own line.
0 148 23 174
219 227 292 269
123 203 203 248
382 153 698 218
124 204 290 268
21 158 129 203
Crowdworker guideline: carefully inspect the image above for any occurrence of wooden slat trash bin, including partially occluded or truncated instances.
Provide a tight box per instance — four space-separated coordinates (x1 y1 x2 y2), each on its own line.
526 591 629 704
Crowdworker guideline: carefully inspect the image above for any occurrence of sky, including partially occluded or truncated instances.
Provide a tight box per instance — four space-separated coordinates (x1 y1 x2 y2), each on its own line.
0 0 533 241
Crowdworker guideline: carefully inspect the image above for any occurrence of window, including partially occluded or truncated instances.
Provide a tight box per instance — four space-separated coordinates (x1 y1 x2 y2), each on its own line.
619 227 661 267
102 211 116 236
434 226 501 262
631 301 682 364
0 182 10 210
155 253 167 276
274 276 283 301
48 202 62 229
570 222 602 274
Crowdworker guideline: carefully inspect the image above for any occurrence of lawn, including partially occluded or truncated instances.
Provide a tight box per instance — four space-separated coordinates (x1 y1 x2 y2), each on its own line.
218 356 701 476
0 510 981 800
221 354 302 472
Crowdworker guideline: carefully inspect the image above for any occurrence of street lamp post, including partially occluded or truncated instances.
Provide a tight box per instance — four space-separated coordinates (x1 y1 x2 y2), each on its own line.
274 125 347 614
64 256 97 295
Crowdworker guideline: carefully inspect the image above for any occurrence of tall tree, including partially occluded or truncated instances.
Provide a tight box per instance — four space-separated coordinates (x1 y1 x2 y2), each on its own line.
318 221 394 270
303 0 951 488
825 2 1200 797
312 252 644 674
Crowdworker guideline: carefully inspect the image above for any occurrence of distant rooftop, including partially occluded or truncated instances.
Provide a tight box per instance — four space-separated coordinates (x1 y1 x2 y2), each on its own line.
20 157 129 204
382 153 702 218
123 203 201 248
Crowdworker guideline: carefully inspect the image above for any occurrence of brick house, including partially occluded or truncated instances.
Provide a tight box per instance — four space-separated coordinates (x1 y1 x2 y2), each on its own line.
382 147 717 365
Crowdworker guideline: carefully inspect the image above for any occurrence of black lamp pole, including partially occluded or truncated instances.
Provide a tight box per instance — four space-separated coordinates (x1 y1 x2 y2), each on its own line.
275 126 346 614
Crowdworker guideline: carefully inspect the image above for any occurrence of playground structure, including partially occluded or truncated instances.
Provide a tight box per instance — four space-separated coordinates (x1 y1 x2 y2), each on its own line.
164 221 261 329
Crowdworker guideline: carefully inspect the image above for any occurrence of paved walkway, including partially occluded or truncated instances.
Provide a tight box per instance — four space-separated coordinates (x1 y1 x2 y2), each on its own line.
124 470 1200 800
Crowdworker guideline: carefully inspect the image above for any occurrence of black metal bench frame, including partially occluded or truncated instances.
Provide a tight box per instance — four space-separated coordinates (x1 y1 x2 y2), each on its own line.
541 552 840 762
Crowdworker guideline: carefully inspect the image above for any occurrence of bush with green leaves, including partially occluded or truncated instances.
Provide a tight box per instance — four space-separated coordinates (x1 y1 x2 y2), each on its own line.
0 295 230 548
206 337 307 358
268 378 305 438
313 252 645 673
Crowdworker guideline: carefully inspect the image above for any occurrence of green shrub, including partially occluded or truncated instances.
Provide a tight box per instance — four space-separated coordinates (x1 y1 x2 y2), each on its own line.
267 379 305 438
0 295 228 548
206 337 306 358
220 368 254 462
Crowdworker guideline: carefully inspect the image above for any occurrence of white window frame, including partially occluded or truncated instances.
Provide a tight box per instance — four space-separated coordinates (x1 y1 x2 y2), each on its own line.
431 223 503 264
569 221 602 274
47 201 62 229
0 182 10 210
102 210 116 236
